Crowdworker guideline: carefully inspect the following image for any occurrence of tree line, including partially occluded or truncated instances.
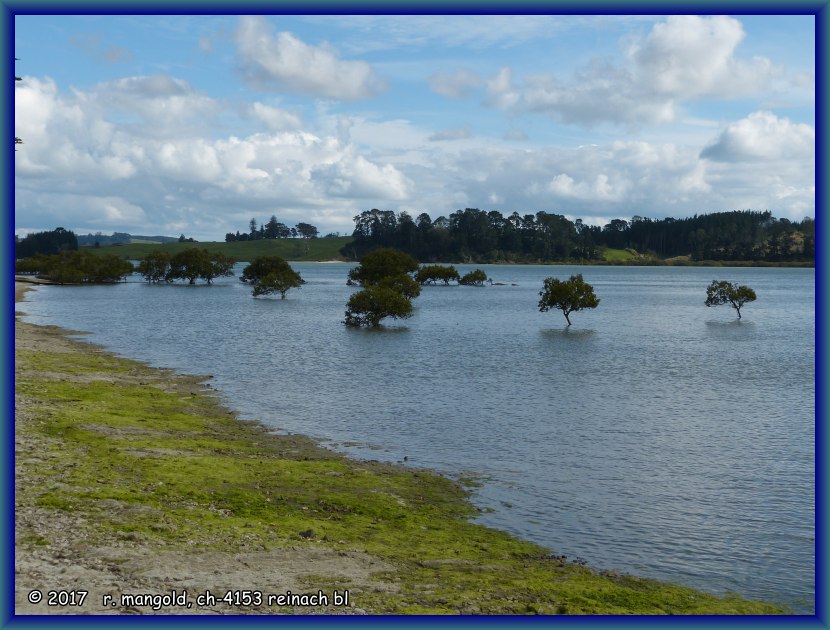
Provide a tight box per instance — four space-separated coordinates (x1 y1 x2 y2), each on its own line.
224 216 321 242
15 250 133 284
15 227 78 258
341 208 814 264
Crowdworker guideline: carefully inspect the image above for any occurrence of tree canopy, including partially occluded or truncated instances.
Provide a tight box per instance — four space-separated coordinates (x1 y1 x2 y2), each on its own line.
415 265 460 285
15 227 78 258
344 247 421 327
142 248 236 284
347 247 420 287
241 256 304 299
538 274 600 326
344 285 414 328
15 251 133 284
341 208 814 264
704 280 757 319
137 250 171 283
225 216 319 242
459 269 489 286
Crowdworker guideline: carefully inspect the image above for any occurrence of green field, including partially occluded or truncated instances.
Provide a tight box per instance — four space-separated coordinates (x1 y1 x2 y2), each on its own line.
600 248 638 263
85 237 355 262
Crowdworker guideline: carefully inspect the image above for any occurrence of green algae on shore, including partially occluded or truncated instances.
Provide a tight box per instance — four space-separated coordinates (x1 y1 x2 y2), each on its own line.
14 317 786 615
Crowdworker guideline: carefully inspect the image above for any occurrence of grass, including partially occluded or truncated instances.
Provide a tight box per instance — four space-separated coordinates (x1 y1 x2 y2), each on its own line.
84 237 354 262
601 248 638 263
15 331 787 615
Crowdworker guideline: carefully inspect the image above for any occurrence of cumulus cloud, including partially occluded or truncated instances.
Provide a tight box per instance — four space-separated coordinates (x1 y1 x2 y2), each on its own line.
312 153 412 200
94 75 220 138
14 74 412 237
631 16 773 98
485 15 778 126
234 16 385 100
700 110 814 162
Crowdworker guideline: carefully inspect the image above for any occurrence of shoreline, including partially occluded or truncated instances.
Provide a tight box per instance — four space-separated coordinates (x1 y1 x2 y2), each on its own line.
13 282 787 615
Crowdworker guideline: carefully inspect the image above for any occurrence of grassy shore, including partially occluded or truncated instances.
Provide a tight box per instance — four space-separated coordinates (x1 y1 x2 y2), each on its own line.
14 284 786 615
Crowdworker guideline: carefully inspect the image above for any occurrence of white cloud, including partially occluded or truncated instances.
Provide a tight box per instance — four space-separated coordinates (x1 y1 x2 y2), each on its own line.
234 16 385 100
312 153 412 200
484 15 779 126
14 75 413 237
631 16 774 98
700 110 814 162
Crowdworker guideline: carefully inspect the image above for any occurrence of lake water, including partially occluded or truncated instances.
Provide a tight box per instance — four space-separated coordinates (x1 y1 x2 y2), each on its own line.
18 263 815 613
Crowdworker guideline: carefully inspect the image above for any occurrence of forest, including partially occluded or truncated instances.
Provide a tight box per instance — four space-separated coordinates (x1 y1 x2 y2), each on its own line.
340 209 814 264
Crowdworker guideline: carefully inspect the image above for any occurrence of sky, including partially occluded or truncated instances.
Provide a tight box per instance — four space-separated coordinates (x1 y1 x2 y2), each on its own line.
14 13 816 241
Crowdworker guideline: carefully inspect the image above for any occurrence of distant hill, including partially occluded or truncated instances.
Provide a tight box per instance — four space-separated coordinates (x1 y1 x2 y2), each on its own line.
77 232 181 247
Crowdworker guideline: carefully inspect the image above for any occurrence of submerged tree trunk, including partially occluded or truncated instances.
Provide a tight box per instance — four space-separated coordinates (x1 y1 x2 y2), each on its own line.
564 311 572 326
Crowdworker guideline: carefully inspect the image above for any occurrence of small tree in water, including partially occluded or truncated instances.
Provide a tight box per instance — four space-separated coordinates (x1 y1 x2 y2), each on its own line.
704 280 757 319
538 274 600 326
241 256 303 299
344 285 413 327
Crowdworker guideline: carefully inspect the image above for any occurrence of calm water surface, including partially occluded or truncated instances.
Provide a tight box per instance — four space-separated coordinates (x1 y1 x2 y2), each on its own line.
19 264 815 612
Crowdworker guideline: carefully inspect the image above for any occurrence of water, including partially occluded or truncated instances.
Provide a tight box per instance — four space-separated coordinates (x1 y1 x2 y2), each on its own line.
18 264 815 612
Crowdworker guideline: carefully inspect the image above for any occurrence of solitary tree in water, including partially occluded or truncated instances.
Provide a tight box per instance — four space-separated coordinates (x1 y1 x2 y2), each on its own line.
705 280 757 319
538 274 600 326
241 256 303 299
344 247 420 327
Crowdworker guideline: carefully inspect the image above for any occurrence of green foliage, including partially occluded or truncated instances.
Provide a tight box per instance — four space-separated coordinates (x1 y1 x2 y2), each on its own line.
15 250 133 283
538 274 600 326
15 227 78 258
705 280 757 319
241 256 304 299
204 252 236 284
459 269 489 286
415 265 460 285
376 273 421 299
344 285 414 327
86 237 352 263
165 248 235 284
344 248 421 326
137 250 171 283
343 208 813 264
347 248 419 286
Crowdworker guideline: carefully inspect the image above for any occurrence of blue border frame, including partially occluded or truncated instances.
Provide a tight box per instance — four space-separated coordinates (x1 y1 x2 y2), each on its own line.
4 2 826 628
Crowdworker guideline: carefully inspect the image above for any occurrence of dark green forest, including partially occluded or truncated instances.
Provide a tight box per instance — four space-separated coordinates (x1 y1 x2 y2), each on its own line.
15 227 78 258
341 209 814 264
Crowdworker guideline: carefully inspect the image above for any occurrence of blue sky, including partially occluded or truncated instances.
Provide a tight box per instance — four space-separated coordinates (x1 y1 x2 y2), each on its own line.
14 13 815 240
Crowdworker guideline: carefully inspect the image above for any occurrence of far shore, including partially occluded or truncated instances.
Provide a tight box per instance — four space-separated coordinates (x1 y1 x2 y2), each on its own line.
13 282 787 615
